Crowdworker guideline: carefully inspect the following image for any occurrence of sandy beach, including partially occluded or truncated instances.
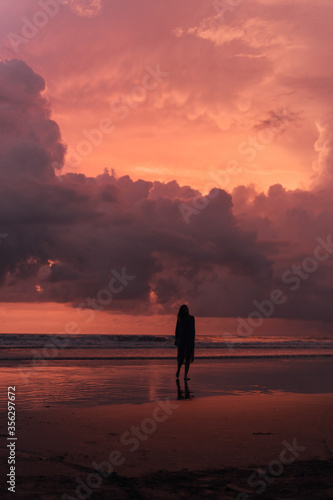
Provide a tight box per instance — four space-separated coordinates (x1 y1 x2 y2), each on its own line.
2 389 332 499
2 0 333 496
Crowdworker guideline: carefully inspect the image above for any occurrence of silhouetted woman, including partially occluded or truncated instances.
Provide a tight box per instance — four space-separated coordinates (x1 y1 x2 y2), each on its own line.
175 304 195 380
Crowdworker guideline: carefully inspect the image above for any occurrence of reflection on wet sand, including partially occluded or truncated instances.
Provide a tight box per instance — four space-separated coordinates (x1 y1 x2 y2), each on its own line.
176 379 194 400
1 358 333 409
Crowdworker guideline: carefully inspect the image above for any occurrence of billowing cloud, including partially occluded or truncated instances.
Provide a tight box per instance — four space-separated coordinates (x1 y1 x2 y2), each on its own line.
312 114 333 188
3 0 332 192
1 59 333 323
69 0 102 18
0 58 281 318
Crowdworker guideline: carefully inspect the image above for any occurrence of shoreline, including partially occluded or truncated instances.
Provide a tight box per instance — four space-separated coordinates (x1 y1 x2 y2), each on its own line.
2 353 333 360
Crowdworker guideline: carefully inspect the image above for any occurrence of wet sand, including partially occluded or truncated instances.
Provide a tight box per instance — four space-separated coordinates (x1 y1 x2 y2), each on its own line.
1 358 333 409
1 391 333 499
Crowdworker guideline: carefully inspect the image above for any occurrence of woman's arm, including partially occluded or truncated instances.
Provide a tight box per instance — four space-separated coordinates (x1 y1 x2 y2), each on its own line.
175 320 180 345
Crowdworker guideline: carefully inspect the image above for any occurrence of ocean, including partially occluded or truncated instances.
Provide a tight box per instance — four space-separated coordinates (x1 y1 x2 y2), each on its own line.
1 333 333 360
1 334 333 409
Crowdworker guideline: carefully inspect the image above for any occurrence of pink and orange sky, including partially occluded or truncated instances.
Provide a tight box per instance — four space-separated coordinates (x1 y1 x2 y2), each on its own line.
0 0 333 335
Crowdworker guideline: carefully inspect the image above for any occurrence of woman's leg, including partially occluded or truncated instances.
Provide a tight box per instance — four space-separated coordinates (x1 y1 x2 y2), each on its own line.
184 360 190 380
176 344 185 378
184 343 193 380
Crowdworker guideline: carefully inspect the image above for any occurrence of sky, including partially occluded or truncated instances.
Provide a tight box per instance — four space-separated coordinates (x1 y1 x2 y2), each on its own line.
0 0 333 335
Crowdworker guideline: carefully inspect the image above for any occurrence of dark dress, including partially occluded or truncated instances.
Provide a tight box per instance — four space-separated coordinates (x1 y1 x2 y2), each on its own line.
175 315 195 365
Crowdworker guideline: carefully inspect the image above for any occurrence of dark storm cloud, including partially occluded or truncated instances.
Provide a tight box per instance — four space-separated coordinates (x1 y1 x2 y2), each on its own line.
0 59 276 315
1 58 333 321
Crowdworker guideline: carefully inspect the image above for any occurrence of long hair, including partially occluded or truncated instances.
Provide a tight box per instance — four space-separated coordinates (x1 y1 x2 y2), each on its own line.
177 304 189 321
